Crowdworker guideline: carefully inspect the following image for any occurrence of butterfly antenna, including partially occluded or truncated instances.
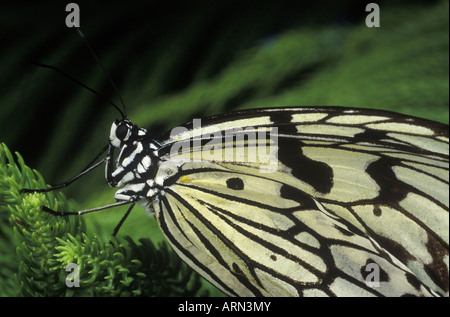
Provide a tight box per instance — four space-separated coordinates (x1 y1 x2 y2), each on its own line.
32 62 123 114
76 27 127 119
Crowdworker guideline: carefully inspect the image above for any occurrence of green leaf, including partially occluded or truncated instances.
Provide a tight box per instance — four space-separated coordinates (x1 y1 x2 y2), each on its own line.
0 143 218 296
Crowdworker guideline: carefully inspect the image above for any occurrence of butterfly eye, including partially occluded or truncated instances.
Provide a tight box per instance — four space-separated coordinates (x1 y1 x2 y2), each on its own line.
115 122 129 141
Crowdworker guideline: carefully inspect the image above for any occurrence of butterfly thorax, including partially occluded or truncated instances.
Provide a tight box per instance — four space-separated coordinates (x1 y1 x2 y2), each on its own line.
108 119 161 207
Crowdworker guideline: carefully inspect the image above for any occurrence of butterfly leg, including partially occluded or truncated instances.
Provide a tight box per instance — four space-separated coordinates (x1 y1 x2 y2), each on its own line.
112 203 135 236
41 200 136 236
20 144 109 194
41 199 134 216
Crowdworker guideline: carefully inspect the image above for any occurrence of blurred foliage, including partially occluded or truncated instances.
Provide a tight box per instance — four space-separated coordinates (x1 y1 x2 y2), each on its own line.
0 0 448 296
0 143 209 296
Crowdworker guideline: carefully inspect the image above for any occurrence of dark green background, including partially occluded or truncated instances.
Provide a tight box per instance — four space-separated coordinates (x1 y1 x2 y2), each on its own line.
0 0 448 291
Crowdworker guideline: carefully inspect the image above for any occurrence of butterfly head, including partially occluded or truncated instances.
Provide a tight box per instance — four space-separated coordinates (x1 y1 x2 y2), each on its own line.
109 119 144 148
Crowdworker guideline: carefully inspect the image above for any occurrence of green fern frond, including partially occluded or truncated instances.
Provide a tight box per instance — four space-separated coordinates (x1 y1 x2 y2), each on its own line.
1 142 81 296
0 143 210 296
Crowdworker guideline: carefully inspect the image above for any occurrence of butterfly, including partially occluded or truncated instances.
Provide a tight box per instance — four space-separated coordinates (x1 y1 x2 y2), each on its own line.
23 105 449 297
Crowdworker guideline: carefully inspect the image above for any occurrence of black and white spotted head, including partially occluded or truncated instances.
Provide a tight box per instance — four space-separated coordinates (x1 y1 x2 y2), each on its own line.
109 119 147 148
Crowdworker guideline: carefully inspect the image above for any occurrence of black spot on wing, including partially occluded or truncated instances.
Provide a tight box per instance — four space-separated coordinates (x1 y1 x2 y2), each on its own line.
373 206 382 216
361 259 389 284
268 111 333 194
269 112 295 132
226 177 244 190
277 137 333 194
279 184 317 209
354 128 389 142
279 184 301 201
366 157 408 203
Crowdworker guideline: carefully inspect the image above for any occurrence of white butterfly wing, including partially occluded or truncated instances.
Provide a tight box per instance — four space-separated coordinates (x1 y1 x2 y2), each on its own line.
151 107 448 296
